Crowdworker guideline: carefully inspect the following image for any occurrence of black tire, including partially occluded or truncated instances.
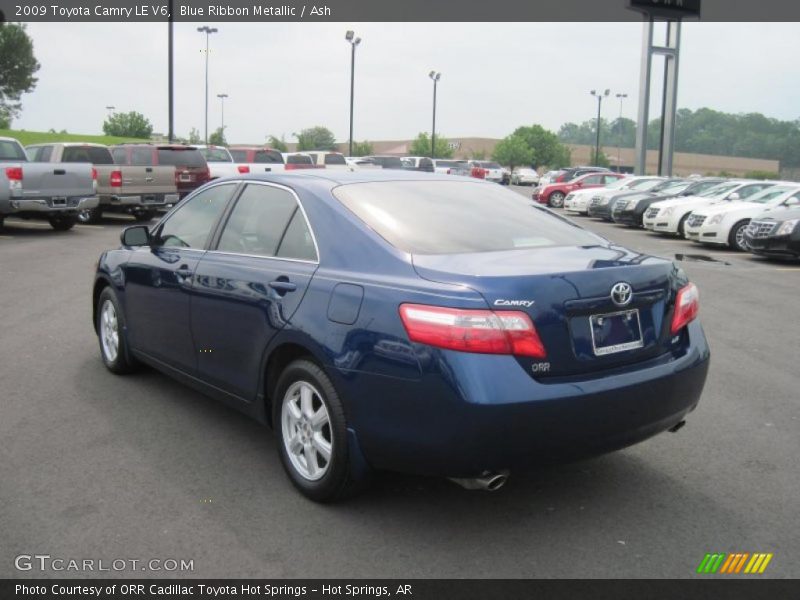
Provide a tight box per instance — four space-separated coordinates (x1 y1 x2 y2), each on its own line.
96 286 139 374
729 220 750 251
78 207 102 224
134 210 157 222
48 216 76 231
677 213 690 237
273 359 368 502
549 191 566 208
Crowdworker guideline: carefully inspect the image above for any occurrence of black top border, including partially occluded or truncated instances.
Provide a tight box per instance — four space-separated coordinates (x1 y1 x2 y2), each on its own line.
0 0 798 22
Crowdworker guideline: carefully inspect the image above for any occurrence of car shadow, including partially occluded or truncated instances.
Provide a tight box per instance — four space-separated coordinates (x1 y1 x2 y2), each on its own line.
69 353 748 577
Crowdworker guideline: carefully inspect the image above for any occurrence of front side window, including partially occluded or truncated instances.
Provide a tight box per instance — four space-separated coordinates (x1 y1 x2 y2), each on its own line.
217 184 317 261
157 184 236 249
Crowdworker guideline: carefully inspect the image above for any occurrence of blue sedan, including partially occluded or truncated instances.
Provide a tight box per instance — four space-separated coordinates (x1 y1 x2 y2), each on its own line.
92 171 709 501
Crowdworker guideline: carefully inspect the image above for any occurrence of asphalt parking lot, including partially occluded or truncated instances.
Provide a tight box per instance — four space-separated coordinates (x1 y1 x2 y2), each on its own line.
1 185 798 579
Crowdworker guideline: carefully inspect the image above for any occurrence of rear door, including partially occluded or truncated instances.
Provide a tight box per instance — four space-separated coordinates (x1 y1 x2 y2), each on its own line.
191 182 319 399
123 183 237 372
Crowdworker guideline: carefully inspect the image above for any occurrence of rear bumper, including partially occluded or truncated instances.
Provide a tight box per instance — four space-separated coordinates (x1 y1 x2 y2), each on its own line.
99 193 179 209
1 196 98 216
337 321 710 477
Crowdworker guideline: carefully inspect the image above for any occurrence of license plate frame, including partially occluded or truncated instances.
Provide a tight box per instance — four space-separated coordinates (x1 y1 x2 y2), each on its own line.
179 173 192 182
589 309 644 356
51 196 67 207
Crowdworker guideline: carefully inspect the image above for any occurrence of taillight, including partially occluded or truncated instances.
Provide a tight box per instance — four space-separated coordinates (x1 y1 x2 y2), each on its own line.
237 165 250 174
285 163 298 170
109 170 122 187
5 166 23 181
670 283 699 335
399 304 546 359
91 167 98 180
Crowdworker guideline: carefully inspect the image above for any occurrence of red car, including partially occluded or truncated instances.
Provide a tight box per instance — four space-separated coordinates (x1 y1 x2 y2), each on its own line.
533 172 626 208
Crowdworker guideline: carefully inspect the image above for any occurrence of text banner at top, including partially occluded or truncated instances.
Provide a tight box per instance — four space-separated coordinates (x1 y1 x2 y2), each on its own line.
0 0 798 22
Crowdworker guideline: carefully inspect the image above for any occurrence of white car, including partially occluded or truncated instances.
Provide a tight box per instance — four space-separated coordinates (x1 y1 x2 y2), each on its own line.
511 168 540 186
568 176 662 215
195 145 260 179
643 180 776 236
684 184 800 250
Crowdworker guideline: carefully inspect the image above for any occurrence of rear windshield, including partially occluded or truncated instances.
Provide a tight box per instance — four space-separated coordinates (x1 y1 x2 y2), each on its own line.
333 181 600 255
286 154 313 165
0 140 27 161
199 147 232 162
374 157 404 169
62 146 114 165
157 148 206 167
325 153 346 165
253 150 284 164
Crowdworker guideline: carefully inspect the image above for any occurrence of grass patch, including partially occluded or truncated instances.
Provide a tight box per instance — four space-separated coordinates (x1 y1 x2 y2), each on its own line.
0 129 149 147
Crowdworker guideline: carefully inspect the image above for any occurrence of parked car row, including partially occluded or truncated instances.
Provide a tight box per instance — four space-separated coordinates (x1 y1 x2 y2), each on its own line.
538 170 800 259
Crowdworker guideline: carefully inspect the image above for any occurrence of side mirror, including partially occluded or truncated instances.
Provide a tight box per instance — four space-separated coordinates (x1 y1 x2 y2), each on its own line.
121 225 151 247
728 192 741 201
784 198 800 207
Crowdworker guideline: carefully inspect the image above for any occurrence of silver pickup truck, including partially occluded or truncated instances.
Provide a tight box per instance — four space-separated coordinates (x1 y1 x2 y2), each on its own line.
0 137 98 231
26 142 178 224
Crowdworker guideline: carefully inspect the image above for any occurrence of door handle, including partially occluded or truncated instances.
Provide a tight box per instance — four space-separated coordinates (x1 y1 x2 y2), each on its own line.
176 266 193 279
269 279 297 294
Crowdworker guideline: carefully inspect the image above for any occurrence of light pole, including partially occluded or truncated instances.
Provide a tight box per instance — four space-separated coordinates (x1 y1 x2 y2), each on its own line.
615 93 628 172
217 93 228 143
345 30 361 157
429 71 441 158
590 89 610 166
197 26 218 145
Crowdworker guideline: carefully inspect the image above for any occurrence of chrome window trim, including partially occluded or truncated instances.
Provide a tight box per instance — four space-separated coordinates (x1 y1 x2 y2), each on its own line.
209 180 321 264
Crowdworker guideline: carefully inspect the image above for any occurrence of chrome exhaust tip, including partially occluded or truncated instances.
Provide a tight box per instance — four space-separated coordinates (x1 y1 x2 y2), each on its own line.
448 470 509 491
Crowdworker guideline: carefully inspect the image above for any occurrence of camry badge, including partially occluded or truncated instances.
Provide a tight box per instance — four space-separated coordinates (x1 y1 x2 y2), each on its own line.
611 282 633 307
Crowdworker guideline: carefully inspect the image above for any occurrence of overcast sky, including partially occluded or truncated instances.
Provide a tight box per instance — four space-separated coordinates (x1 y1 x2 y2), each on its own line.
13 22 800 144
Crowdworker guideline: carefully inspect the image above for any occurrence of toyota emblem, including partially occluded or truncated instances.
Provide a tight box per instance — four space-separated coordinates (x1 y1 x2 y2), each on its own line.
611 282 633 307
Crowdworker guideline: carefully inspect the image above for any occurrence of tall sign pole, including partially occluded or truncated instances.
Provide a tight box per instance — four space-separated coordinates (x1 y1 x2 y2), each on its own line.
628 0 699 175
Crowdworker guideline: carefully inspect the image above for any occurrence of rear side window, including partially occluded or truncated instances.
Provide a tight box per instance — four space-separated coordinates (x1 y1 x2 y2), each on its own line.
62 146 115 164
0 141 28 161
230 150 248 162
157 148 206 167
217 184 317 261
325 153 346 165
253 150 284 164
334 181 600 255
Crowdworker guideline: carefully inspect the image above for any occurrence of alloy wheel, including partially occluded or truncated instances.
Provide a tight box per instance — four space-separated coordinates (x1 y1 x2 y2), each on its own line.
281 381 333 481
100 299 119 362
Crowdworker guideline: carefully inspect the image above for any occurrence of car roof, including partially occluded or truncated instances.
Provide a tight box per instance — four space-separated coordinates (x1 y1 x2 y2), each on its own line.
221 169 489 188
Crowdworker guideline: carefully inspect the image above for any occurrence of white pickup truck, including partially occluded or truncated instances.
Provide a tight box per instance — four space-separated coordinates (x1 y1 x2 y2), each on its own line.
0 137 98 231
195 144 267 179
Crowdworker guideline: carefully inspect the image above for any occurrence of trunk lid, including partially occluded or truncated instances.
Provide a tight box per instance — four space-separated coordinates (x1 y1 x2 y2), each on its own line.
412 245 681 379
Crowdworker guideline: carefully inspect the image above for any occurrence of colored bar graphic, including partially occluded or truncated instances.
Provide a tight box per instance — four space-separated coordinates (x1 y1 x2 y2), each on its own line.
698 552 773 574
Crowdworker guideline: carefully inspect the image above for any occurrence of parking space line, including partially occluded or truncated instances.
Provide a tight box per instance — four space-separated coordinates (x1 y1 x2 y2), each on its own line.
76 225 105 229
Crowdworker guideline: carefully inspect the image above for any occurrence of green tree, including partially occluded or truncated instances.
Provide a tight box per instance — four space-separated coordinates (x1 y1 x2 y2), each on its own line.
593 148 611 168
188 128 202 144
409 132 454 158
350 140 373 156
103 111 153 138
0 23 41 123
470 149 487 160
513 124 571 168
492 134 533 173
294 126 336 151
208 127 226 146
267 134 288 152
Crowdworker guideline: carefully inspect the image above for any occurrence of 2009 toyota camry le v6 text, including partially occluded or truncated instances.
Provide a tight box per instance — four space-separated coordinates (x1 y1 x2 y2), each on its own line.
91 171 710 502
